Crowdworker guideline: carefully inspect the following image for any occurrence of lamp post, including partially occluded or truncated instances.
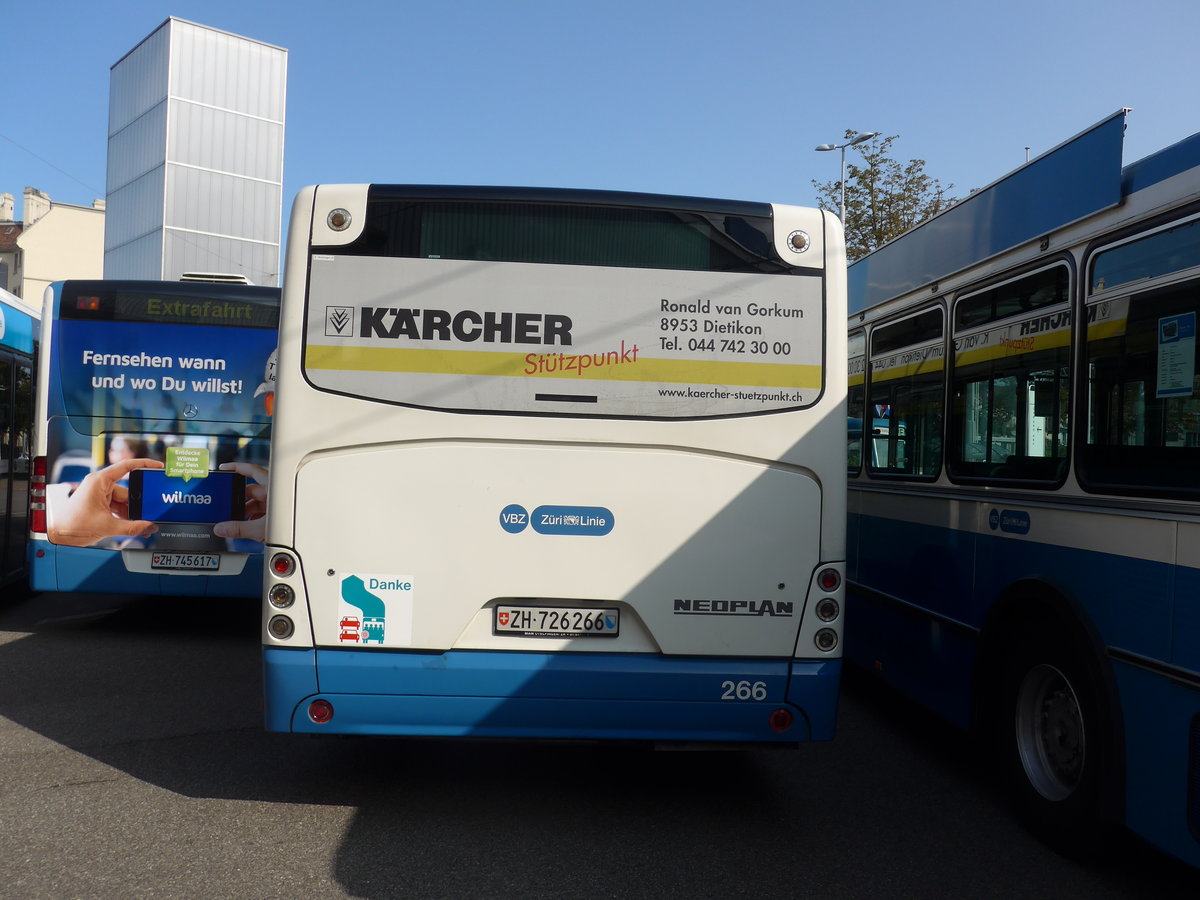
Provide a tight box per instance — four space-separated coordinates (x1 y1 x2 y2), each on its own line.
815 131 879 223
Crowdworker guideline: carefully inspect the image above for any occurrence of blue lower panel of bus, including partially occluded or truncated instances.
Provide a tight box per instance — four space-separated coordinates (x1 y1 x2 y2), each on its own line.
29 543 261 597
849 508 1200 867
263 648 840 744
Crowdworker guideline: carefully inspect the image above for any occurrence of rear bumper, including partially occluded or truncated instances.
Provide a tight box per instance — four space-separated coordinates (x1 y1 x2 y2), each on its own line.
263 647 840 743
28 542 261 597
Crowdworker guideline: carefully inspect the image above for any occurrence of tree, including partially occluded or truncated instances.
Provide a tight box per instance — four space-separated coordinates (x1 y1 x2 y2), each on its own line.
812 132 957 261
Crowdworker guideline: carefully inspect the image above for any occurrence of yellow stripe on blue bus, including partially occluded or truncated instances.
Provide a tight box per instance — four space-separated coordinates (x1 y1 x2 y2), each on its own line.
954 329 1071 366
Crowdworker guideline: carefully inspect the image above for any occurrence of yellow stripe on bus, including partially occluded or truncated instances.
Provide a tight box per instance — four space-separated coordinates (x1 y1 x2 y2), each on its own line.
869 359 944 383
305 344 823 389
1086 318 1129 341
954 328 1071 367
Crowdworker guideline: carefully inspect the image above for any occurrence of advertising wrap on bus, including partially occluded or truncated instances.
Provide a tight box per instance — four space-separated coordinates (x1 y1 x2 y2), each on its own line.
31 281 279 595
305 256 825 418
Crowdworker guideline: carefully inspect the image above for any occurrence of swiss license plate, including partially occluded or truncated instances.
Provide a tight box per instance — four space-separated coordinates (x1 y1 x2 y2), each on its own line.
150 552 220 570
494 605 619 637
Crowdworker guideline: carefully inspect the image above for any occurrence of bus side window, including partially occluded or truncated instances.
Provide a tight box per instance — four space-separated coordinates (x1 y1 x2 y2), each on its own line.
867 309 944 480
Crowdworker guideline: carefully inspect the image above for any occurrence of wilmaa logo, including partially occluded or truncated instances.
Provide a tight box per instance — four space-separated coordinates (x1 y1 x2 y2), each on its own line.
326 306 354 336
161 491 212 505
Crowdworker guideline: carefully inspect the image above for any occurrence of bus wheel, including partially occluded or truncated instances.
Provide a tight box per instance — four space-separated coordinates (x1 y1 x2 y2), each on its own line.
1001 632 1110 850
1014 663 1085 802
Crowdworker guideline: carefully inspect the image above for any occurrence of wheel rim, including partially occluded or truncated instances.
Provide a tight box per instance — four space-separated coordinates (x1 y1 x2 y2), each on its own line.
1014 663 1085 802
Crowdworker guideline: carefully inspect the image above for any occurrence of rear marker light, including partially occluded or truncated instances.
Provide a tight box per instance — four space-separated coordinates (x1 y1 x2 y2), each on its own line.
769 709 794 732
270 553 295 577
308 700 334 724
268 584 295 609
814 628 838 652
815 598 840 622
817 568 841 592
327 208 352 231
786 230 811 254
268 615 294 640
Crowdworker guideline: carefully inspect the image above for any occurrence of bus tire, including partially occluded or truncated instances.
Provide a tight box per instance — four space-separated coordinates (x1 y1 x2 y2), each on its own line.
1000 625 1111 852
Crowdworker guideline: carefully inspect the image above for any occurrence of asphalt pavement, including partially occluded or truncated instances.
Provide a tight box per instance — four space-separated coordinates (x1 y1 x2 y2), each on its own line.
1 590 1197 899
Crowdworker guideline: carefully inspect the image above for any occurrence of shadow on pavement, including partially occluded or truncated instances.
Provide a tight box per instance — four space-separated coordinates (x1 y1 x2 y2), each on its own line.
1 593 1197 899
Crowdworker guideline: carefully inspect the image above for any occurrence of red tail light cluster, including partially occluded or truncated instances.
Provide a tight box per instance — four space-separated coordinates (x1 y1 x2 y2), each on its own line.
811 566 843 653
30 456 47 534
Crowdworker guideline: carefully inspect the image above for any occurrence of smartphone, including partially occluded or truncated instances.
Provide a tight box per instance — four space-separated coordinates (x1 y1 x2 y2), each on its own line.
128 469 246 524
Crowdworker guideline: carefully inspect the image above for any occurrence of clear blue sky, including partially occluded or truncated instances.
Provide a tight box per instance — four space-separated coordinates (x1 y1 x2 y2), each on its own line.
5 0 1199 225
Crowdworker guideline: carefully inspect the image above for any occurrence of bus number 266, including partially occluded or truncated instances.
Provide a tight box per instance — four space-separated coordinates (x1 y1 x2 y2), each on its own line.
720 680 768 701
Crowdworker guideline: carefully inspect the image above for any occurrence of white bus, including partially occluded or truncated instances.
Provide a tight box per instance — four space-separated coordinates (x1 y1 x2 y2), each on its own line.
847 110 1200 867
262 185 846 745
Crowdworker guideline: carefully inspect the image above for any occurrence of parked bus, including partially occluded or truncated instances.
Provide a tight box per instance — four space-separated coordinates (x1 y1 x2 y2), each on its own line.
262 185 846 744
0 287 37 589
847 110 1200 866
29 279 280 596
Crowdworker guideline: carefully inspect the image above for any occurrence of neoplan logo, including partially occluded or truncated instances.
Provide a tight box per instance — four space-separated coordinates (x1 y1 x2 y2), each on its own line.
673 598 794 617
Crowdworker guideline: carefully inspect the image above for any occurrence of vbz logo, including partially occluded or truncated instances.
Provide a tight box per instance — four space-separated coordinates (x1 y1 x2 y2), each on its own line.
499 504 529 534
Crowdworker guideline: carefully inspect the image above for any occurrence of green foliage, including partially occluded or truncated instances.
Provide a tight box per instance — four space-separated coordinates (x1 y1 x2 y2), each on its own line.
812 132 957 261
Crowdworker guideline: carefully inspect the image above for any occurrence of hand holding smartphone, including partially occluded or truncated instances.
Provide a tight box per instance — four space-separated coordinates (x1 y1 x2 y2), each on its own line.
128 469 246 524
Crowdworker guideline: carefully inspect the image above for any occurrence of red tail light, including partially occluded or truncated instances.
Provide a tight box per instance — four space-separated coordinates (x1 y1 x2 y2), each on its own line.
769 708 794 732
30 456 47 534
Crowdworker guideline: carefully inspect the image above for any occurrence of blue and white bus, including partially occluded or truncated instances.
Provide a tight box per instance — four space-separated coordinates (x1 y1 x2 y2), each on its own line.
0 286 38 589
847 110 1200 866
262 185 847 745
29 278 279 596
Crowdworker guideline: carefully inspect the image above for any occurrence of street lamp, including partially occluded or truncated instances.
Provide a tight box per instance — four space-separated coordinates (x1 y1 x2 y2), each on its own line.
815 131 879 223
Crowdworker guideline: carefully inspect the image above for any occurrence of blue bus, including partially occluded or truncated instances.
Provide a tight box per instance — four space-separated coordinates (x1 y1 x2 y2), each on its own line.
0 286 38 589
29 279 279 596
847 110 1200 867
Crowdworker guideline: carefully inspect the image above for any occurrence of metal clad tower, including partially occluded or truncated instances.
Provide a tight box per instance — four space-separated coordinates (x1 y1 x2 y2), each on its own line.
105 18 287 285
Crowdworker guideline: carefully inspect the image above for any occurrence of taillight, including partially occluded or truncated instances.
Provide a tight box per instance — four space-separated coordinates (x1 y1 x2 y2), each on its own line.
308 699 334 724
816 598 841 622
268 584 295 609
30 456 46 534
814 628 839 652
769 708 794 732
817 568 841 592
268 615 294 639
270 552 295 577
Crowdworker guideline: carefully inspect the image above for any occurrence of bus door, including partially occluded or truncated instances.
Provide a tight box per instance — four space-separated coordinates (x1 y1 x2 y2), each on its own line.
0 354 33 582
